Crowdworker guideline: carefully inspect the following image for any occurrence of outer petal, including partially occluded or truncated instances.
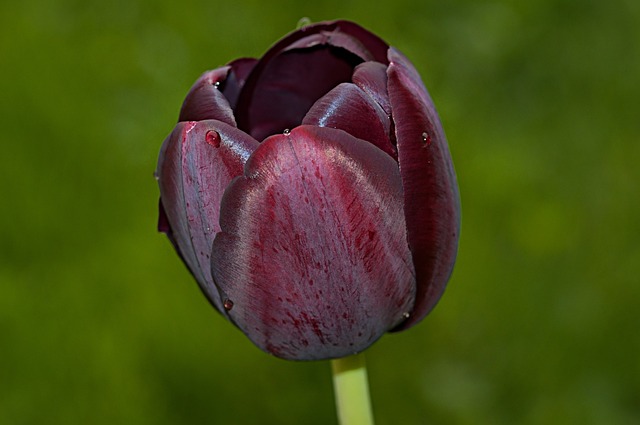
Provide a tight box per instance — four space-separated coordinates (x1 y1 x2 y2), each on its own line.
302 82 396 159
157 120 259 313
211 125 416 360
387 47 461 330
179 67 237 125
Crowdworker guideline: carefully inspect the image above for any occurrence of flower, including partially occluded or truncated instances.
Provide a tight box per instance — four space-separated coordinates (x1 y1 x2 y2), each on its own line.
156 20 460 360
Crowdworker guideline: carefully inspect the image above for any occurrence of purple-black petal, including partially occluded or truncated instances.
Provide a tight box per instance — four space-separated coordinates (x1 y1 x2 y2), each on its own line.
234 20 390 141
386 47 460 330
211 125 416 360
156 120 259 313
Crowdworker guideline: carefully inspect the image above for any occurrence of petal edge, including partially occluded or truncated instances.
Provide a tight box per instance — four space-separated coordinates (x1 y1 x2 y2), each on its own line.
387 47 460 330
157 120 259 313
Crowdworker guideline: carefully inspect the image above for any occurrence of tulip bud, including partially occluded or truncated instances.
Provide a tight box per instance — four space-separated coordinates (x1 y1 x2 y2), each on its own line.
156 20 460 360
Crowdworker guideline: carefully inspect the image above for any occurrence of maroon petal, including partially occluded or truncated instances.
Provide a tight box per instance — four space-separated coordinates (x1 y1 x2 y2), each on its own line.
179 67 237 125
157 120 259 313
302 83 396 159
386 48 461 330
211 125 416 360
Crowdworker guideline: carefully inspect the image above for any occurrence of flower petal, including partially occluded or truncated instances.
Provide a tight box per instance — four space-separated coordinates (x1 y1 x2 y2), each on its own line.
157 120 259 313
302 83 396 159
179 67 237 125
387 47 461 330
211 125 416 360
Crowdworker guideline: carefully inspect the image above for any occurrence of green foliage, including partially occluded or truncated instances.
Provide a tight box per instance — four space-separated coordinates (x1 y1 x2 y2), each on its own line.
1 0 638 423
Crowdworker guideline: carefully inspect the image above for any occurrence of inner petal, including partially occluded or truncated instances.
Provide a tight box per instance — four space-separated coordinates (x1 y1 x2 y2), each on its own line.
235 45 363 141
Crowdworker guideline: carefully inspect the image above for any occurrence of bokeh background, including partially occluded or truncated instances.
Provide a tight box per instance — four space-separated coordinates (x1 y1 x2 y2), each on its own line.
2 0 638 423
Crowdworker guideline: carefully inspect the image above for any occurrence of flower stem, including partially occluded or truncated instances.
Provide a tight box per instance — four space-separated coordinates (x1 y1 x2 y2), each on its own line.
331 352 375 425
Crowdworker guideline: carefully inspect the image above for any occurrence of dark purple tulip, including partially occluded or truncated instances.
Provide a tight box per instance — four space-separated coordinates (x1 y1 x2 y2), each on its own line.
156 20 460 360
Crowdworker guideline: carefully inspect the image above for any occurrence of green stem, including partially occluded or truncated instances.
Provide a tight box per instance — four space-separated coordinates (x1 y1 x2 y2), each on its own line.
331 352 375 425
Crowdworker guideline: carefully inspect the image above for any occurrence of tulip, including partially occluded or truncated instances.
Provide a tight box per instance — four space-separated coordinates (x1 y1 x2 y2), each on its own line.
156 20 460 361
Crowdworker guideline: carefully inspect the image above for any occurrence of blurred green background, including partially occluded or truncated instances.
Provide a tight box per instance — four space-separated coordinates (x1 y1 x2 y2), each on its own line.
2 0 638 423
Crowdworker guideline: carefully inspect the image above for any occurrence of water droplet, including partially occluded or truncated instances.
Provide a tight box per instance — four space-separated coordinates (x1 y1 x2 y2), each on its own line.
153 170 159 181
283 128 291 136
223 299 234 311
297 17 312 29
421 132 431 147
214 81 221 89
402 312 410 319
206 130 221 148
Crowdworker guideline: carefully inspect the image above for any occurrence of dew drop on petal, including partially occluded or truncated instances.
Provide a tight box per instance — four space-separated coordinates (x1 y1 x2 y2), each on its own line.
402 312 411 319
283 128 291 136
297 17 312 29
206 130 221 148
421 132 431 147
223 299 234 311
214 81 221 89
